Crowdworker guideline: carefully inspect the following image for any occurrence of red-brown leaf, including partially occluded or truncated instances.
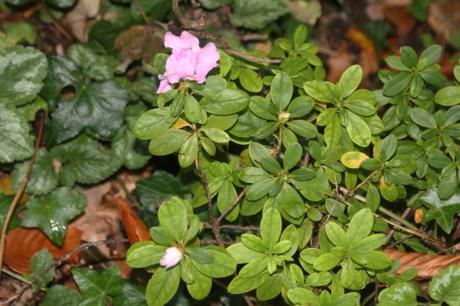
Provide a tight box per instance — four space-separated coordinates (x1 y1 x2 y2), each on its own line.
117 197 151 244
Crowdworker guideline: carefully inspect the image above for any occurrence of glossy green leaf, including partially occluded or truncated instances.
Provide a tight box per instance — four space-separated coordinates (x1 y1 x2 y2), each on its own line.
149 129 190 156
383 72 412 96
409 107 437 129
270 72 293 111
428 264 460 305
191 246 236 278
126 241 167 268
344 110 371 147
146 267 180 306
338 65 362 98
378 282 417 306
0 46 47 107
435 86 460 106
21 187 85 246
158 197 188 241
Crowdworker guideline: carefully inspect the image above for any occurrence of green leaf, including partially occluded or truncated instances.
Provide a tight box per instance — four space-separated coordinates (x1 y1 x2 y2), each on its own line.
366 184 381 212
435 86 460 106
21 187 85 246
283 143 302 171
421 189 460 233
383 72 412 96
227 242 266 264
288 288 319 305
3 21 37 45
344 110 372 147
73 267 123 306
429 264 460 306
11 149 58 195
256 274 282 301
51 134 122 186
400 46 418 68
228 261 270 294
347 208 373 243
201 127 230 144
202 89 249 115
338 65 362 98
146 267 180 306
191 246 236 278
241 233 268 253
419 44 442 68
260 208 282 247
184 94 206 123
113 282 146 306
0 104 34 163
46 0 77 8
230 0 288 30
0 194 19 231
185 262 212 300
41 285 80 306
240 68 263 93
126 241 167 268
158 197 188 241
246 178 277 201
149 129 191 156
67 44 116 81
287 120 317 139
0 46 47 107
325 222 347 247
344 99 375 116
314 253 341 271
28 248 55 290
378 282 418 306
217 180 238 221
112 127 150 170
178 134 199 168
304 80 337 103
50 81 128 143
385 55 410 71
287 96 314 118
379 134 397 161
270 72 293 112
276 183 305 219
136 171 185 207
409 107 437 129
324 114 341 147
132 108 177 140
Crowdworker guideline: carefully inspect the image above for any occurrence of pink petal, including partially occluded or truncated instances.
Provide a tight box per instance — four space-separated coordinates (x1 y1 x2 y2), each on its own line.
163 32 183 49
157 78 172 94
179 31 200 50
195 43 220 83
164 51 197 83
164 31 200 51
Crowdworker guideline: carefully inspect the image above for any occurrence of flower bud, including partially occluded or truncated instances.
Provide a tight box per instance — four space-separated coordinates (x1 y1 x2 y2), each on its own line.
160 246 183 269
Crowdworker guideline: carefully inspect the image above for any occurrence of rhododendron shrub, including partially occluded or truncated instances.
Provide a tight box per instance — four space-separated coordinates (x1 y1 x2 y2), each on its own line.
1 6 460 306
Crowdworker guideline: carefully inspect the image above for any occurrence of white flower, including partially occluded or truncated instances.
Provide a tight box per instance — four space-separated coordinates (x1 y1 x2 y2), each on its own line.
160 246 183 269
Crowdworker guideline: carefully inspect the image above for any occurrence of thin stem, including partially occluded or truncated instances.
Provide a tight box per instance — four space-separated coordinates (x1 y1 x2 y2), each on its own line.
0 111 45 278
216 187 248 223
348 170 379 196
385 207 412 243
194 158 223 246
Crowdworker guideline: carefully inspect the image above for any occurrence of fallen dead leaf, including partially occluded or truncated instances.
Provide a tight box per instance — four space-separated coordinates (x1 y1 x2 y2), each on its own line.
4 226 82 274
64 0 101 42
384 248 460 279
114 25 164 62
383 6 416 38
117 197 151 244
428 0 460 47
346 27 379 79
326 42 352 82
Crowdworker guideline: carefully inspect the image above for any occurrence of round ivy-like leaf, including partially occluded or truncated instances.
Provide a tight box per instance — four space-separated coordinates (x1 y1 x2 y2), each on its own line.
0 46 47 107
50 81 129 144
21 187 86 246
428 264 460 305
0 104 34 163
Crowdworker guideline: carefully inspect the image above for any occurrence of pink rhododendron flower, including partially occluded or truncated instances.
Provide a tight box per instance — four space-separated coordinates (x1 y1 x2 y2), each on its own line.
160 246 183 269
157 31 220 93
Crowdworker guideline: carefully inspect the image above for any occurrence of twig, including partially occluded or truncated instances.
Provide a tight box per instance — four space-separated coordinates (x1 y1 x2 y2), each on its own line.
348 170 379 196
194 158 223 246
40 1 73 41
0 111 45 279
12 239 129 304
216 187 248 223
386 207 412 243
220 224 259 233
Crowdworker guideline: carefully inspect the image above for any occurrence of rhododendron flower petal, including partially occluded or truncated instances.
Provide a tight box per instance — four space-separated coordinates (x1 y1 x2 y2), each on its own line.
195 43 220 83
160 246 183 269
164 31 199 51
157 78 172 94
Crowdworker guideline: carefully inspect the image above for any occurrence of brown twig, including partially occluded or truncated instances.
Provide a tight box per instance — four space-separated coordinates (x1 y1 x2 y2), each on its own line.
348 170 379 196
0 111 45 279
12 239 129 304
386 207 412 243
194 158 223 246
216 187 248 223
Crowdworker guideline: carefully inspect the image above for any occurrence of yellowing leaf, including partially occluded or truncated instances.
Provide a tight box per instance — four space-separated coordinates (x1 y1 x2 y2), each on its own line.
340 151 369 169
172 118 191 129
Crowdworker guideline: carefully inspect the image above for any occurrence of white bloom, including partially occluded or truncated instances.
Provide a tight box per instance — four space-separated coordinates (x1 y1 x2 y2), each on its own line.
160 246 183 269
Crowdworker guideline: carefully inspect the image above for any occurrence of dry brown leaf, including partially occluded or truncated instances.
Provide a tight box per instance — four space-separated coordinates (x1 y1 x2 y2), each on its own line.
383 6 416 38
384 248 460 279
0 174 13 195
117 197 151 244
428 0 460 45
346 27 379 78
64 0 101 42
73 183 124 258
114 25 164 62
326 43 352 82
4 226 82 274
